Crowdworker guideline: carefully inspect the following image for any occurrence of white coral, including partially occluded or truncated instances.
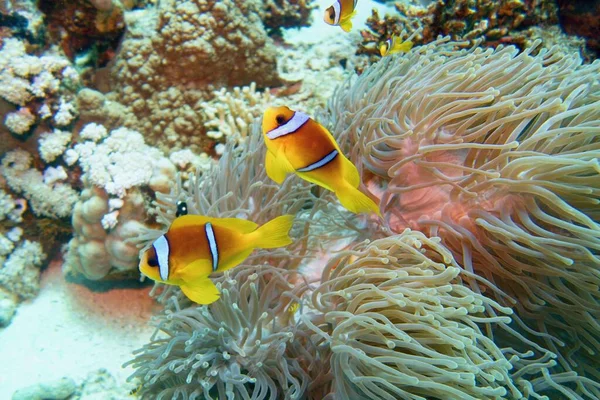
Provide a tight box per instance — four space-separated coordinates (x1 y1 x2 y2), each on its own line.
1 149 78 218
39 129 72 162
4 107 36 135
79 122 108 142
0 240 47 299
75 126 175 198
53 99 77 126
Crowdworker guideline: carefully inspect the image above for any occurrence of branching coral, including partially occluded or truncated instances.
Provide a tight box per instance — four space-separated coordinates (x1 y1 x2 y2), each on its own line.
322 37 600 386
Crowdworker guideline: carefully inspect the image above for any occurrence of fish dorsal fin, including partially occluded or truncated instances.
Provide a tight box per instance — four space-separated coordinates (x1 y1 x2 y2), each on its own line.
171 215 258 233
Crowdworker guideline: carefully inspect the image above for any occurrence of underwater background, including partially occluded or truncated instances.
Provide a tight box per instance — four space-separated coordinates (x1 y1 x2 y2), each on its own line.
1 0 600 398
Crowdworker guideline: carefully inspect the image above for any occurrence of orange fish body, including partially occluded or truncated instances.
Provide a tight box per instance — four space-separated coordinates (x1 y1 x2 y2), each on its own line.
139 214 294 304
262 106 380 216
324 0 358 32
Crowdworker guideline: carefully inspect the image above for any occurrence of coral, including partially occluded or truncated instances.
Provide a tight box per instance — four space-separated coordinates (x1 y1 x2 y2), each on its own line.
62 123 180 280
0 287 18 327
38 0 125 64
4 106 35 135
359 0 592 61
106 0 283 150
0 239 46 299
322 38 600 387
200 82 276 142
0 37 80 137
557 0 600 60
38 129 72 162
261 0 316 35
73 125 176 198
1 149 78 219
64 184 146 280
0 188 25 223
126 266 310 399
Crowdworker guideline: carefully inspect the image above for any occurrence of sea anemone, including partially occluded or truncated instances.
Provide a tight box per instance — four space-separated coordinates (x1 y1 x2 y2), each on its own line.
125 265 310 399
322 37 600 384
300 229 577 399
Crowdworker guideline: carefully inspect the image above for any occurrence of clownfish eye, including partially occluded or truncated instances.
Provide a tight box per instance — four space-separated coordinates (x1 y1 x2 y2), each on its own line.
147 248 159 267
329 9 335 20
275 114 286 125
176 201 188 217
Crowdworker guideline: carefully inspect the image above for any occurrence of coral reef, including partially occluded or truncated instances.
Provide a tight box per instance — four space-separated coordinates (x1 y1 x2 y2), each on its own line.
62 123 179 280
261 0 316 36
322 37 600 388
557 0 600 59
106 0 284 151
38 0 125 66
0 37 80 143
359 0 591 62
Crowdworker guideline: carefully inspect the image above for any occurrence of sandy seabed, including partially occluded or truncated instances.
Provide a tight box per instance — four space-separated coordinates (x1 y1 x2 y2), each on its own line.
0 260 158 398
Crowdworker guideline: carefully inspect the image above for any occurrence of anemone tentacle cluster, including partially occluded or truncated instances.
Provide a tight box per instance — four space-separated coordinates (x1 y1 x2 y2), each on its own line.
129 39 600 399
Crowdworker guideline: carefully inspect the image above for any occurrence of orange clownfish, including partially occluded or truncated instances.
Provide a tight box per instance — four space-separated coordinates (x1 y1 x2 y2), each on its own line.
262 106 381 216
139 211 295 305
324 0 358 32
379 35 414 57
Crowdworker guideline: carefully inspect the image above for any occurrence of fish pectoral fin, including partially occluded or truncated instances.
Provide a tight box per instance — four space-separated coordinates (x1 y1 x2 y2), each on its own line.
340 19 353 32
335 182 381 216
180 278 220 305
266 150 295 184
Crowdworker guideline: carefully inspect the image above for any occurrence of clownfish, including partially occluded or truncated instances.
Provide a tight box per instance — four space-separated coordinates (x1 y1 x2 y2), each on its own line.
379 35 414 57
262 106 381 216
324 0 358 32
139 212 295 305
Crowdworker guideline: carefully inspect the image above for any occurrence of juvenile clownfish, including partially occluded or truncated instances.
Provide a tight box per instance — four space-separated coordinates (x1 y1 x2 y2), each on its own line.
379 35 414 57
262 106 381 216
324 0 358 33
139 213 295 305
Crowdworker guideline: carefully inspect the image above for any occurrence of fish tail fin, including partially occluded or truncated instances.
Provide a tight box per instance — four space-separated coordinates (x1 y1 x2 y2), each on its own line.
335 183 381 216
393 40 414 54
180 277 220 305
252 215 295 249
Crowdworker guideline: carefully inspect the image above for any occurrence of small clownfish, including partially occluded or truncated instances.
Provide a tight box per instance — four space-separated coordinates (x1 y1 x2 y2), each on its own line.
139 213 295 305
324 0 358 33
379 35 414 57
262 106 381 217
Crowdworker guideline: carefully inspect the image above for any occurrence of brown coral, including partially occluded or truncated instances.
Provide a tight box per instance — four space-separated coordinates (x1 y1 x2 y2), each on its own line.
106 0 283 151
39 0 125 65
261 0 317 36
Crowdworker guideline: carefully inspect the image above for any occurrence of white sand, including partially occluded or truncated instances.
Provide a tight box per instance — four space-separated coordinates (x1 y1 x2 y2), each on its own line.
0 260 158 399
